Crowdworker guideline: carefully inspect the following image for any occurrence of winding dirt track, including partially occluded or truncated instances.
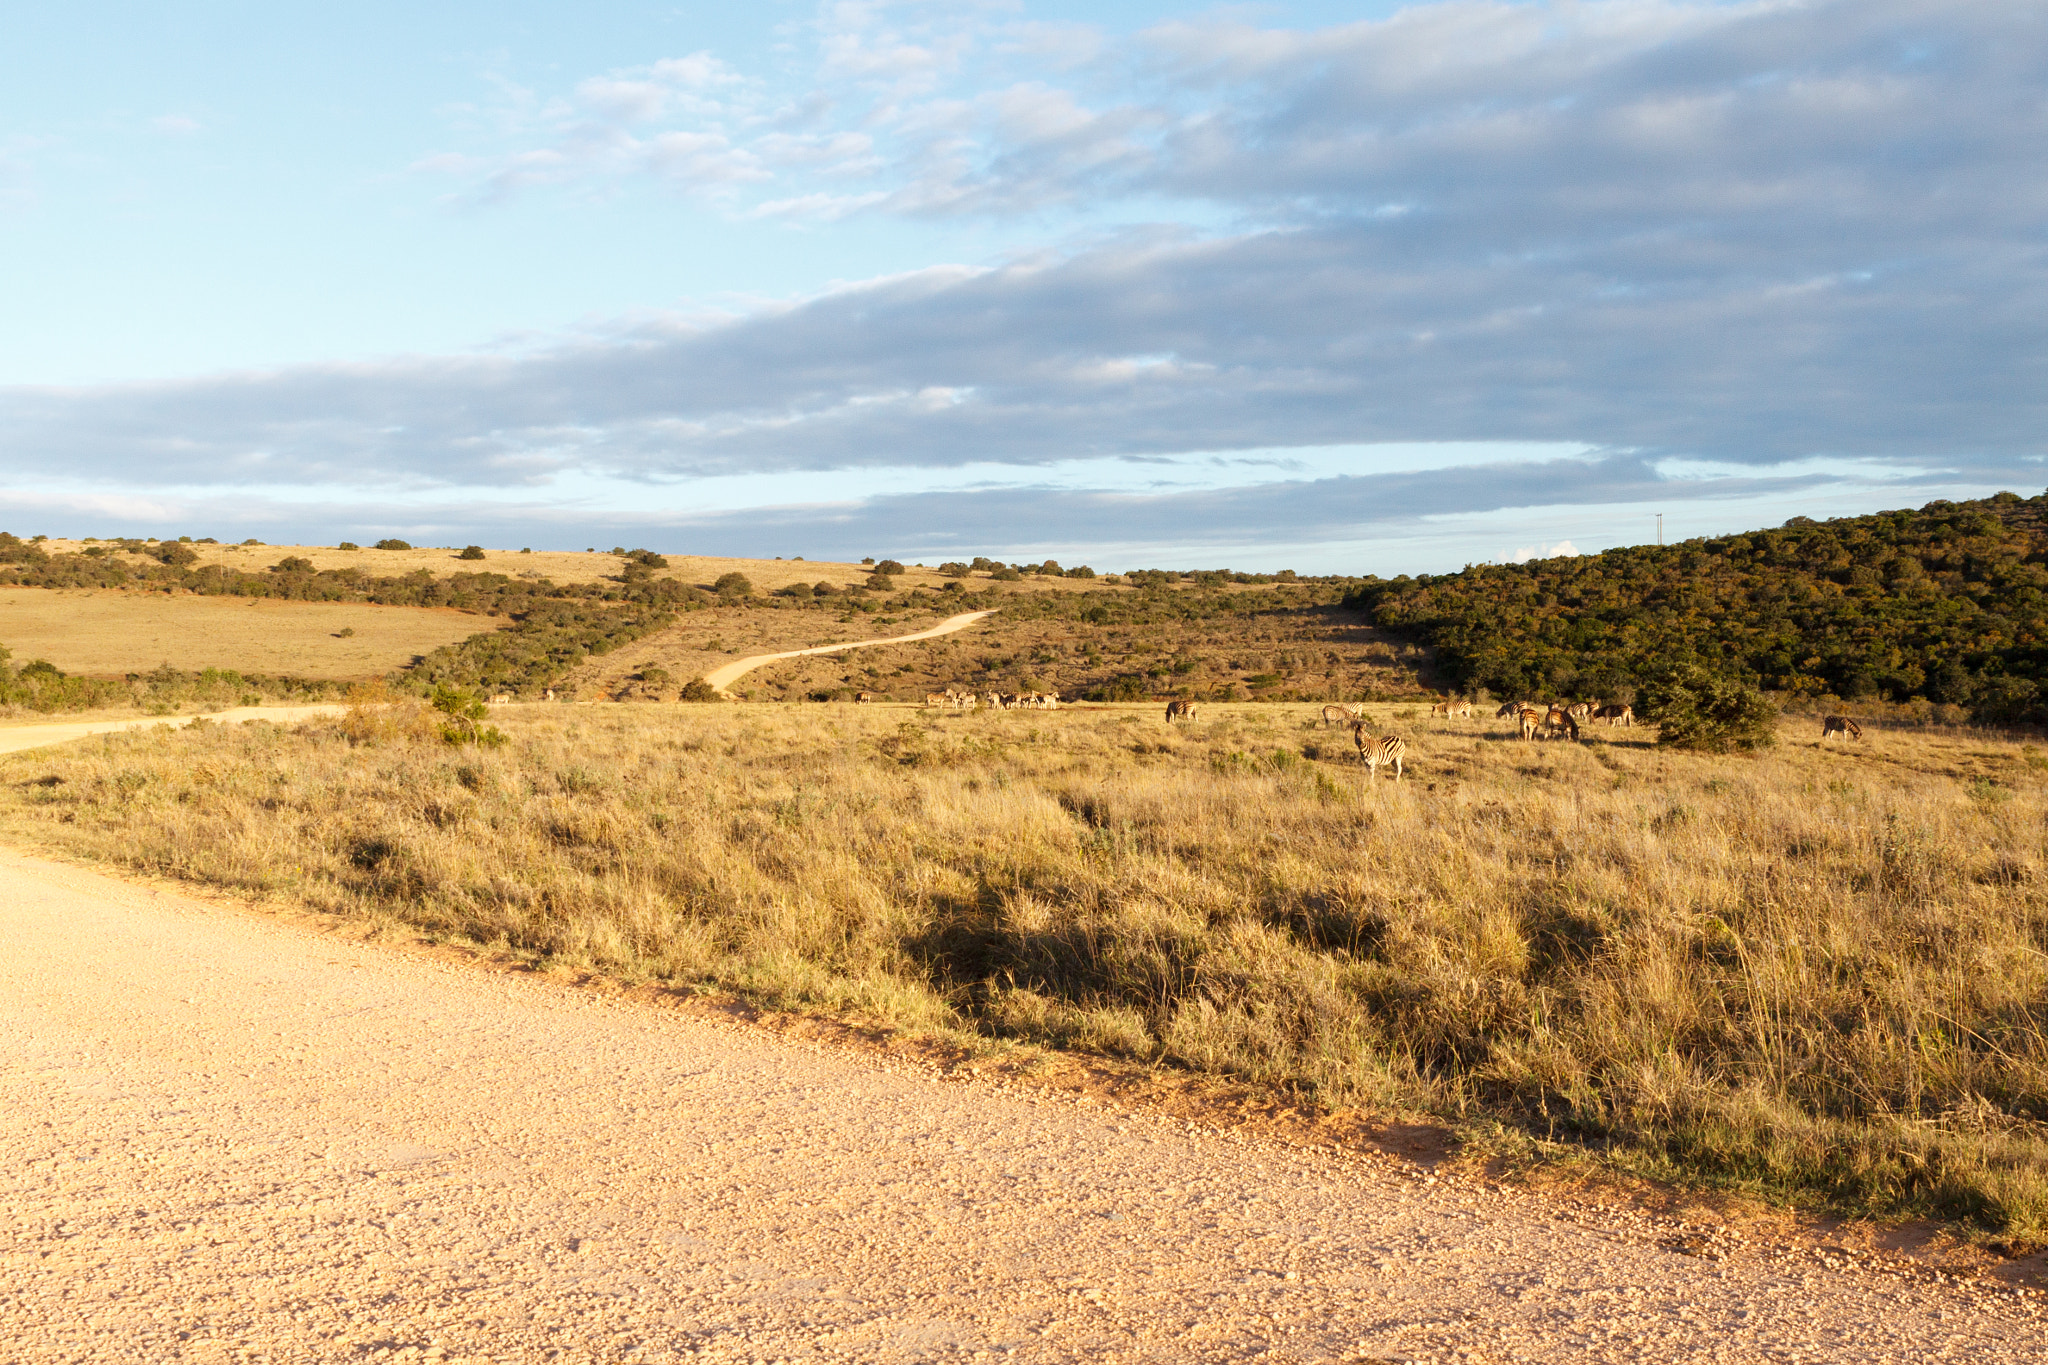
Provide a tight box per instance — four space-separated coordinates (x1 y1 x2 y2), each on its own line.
701 610 995 693
0 704 347 756
4 848 2042 1363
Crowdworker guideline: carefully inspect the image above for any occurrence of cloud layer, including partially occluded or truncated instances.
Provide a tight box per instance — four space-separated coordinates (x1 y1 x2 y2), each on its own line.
4 1 2044 562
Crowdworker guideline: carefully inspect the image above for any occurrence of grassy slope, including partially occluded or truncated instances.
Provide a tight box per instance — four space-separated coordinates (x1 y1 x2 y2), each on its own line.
1352 490 2048 717
5 701 2046 1234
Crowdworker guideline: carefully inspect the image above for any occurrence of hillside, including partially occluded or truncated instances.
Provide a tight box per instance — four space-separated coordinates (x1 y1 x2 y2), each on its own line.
1349 490 2048 719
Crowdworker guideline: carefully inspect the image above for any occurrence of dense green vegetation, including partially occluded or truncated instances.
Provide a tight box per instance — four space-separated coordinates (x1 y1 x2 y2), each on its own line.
0 652 343 714
1348 491 2048 719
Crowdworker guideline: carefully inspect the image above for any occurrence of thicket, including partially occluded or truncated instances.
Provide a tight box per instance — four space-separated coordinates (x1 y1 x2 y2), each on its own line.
0 650 339 715
1347 492 2048 721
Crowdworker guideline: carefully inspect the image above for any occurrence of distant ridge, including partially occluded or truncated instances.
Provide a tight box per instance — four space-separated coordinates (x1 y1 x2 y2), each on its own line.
1349 491 2048 719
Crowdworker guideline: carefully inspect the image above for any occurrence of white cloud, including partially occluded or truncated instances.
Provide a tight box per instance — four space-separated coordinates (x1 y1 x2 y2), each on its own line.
1510 540 1581 563
150 114 202 136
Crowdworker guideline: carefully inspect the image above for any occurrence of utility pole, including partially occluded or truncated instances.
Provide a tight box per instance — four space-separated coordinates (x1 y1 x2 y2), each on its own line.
1657 513 1664 547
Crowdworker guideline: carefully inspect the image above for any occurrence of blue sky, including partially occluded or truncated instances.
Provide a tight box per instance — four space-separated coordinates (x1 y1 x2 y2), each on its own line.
3 0 2042 572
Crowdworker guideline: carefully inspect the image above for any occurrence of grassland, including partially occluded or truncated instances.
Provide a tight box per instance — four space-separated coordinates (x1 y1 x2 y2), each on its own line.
567 586 1423 703
5 698 2047 1236
0 587 502 678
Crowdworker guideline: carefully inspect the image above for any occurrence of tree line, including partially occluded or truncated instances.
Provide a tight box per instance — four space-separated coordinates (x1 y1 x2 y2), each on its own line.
1344 491 2048 721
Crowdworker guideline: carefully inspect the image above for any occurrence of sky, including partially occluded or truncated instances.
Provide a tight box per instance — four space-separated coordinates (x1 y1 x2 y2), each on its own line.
2 0 2043 574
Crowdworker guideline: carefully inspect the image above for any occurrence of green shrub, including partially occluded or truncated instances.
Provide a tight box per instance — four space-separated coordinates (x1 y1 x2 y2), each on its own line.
679 678 721 702
337 542 360 551
374 538 411 550
874 559 906 575
458 545 487 561
1639 664 1778 752
713 572 753 598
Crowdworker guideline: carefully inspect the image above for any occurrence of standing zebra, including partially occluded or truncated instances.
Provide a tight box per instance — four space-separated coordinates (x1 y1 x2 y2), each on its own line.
1822 715 1862 740
1351 724 1407 780
1430 699 1474 720
1593 703 1633 727
1322 702 1366 727
1165 699 1199 723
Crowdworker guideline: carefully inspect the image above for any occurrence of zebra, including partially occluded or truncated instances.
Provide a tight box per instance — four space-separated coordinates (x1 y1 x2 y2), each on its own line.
1351 724 1407 780
1542 708 1581 742
1822 715 1862 740
1566 701 1594 722
1497 701 1532 721
1430 699 1474 720
1594 703 1633 727
1165 699 1199 723
1517 706 1543 741
923 692 949 708
856 691 875 705
1322 702 1366 727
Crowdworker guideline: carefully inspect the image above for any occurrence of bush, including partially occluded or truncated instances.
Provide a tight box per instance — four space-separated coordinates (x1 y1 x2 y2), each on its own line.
624 549 669 568
865 573 896 591
1639 665 1778 752
429 684 506 747
812 581 840 596
713 572 753 598
990 566 1022 582
270 556 315 574
154 543 199 568
938 561 971 578
638 666 671 684
874 559 906 575
1066 565 1095 578
374 538 411 550
458 545 487 560
679 678 721 702
337 542 360 551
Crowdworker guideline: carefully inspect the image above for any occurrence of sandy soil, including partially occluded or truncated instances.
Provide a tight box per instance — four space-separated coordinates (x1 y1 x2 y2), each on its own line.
701 610 997 693
3 848 2042 1364
0 705 348 756
0 588 500 679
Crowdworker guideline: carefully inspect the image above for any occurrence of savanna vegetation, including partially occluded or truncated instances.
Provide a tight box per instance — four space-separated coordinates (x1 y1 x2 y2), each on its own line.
1351 490 2048 720
7 699 2048 1235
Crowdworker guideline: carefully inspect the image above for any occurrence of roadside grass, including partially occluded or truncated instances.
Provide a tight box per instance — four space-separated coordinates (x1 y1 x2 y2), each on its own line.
5 700 2047 1235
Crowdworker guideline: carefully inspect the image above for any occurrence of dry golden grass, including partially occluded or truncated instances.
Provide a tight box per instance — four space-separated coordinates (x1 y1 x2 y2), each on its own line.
37 539 1112 598
6 701 2047 1233
0 586 504 679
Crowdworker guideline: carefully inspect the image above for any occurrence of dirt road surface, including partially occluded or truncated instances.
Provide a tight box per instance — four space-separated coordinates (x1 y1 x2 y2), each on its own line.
0 704 347 757
4 847 2040 1364
702 611 995 693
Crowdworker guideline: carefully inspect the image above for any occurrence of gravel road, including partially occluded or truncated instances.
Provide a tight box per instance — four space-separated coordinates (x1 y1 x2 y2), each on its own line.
4 845 2041 1364
701 611 995 693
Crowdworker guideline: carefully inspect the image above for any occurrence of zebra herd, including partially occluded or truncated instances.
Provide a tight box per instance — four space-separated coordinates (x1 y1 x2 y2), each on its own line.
924 687 1061 711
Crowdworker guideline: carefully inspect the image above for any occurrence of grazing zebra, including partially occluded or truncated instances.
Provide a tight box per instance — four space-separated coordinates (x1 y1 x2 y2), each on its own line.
1566 701 1593 722
1517 706 1543 741
1594 703 1633 727
1430 699 1474 720
1165 699 1199 723
1822 715 1862 740
1322 702 1366 727
1350 724 1407 780
1497 701 1531 721
1542 708 1581 741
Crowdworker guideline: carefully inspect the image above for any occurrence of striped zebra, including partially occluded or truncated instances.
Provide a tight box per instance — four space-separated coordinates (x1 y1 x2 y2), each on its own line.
923 692 948 708
1593 703 1633 727
1566 701 1594 722
1517 706 1543 741
1322 702 1366 727
1430 699 1474 720
856 691 875 705
1822 715 1862 740
1350 724 1407 780
1542 708 1581 742
1497 701 1531 721
1165 699 1199 723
